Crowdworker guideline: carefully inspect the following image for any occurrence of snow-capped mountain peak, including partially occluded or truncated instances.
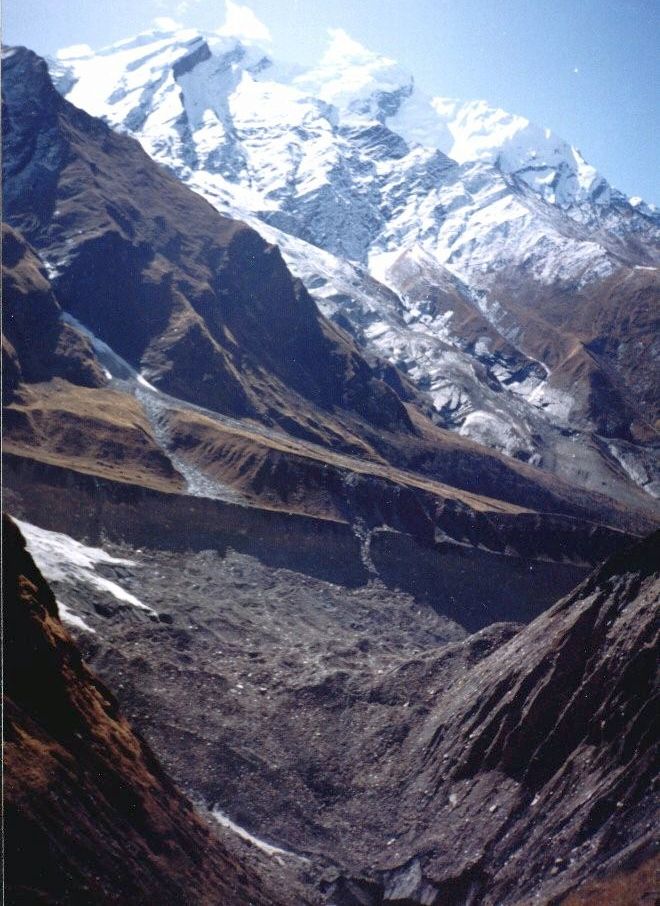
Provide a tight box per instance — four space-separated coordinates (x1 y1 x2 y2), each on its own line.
43 24 659 497
50 20 649 216
436 97 608 206
292 28 412 119
214 1 272 45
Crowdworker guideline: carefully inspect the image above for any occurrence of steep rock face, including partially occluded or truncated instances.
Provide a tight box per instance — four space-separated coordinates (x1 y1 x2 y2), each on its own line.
2 46 413 444
2 513 282 906
327 531 659 905
2 224 183 491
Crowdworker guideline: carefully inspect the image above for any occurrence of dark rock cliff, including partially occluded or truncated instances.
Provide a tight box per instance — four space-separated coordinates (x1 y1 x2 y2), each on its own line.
324 531 659 904
1 223 105 402
2 46 413 437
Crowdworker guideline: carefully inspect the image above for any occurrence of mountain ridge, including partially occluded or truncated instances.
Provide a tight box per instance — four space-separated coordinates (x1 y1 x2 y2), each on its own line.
43 23 660 502
6 44 655 544
3 30 659 906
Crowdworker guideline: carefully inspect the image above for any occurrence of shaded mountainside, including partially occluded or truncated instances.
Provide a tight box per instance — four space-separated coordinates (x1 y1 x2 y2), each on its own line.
323 531 660 905
2 224 183 491
2 513 285 906
2 223 105 403
2 45 414 445
3 27 658 906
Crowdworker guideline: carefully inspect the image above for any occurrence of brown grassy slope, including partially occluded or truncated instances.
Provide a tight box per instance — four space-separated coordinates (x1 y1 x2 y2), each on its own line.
165 403 657 539
486 264 660 439
2 223 184 490
4 380 183 491
3 513 285 906
165 406 527 515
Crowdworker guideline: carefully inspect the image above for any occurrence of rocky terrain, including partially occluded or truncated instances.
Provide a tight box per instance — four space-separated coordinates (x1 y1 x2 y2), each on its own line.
3 513 287 905
7 511 658 905
2 24 659 906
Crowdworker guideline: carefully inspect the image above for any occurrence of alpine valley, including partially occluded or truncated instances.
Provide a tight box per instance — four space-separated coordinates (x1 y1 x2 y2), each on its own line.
2 9 659 906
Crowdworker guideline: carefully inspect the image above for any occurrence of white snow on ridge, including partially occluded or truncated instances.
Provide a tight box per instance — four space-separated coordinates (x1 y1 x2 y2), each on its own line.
50 19 659 282
15 519 155 615
44 22 659 497
436 98 606 206
293 27 410 117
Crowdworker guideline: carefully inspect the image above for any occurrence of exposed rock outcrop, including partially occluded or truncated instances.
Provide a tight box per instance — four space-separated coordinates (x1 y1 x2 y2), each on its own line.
325 531 659 904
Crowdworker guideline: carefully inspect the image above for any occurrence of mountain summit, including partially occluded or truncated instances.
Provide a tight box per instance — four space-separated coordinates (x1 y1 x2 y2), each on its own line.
52 19 657 215
47 22 659 503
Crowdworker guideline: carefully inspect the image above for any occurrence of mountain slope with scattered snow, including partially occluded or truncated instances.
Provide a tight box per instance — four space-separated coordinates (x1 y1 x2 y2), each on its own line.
47 18 659 499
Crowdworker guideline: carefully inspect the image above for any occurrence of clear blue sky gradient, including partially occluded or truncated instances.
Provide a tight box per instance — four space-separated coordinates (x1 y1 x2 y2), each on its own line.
4 0 659 203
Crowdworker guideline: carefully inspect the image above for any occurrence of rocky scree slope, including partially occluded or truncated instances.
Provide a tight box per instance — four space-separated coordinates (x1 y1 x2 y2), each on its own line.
319 530 660 904
2 513 285 905
16 509 659 904
48 23 660 498
3 45 657 546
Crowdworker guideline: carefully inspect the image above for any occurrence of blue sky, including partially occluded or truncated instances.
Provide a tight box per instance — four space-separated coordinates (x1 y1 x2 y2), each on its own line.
5 0 659 203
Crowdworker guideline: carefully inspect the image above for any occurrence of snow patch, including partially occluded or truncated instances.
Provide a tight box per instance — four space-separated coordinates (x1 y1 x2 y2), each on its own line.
527 383 575 423
607 443 659 497
58 600 96 634
15 519 155 615
211 808 304 860
137 372 161 393
459 410 533 458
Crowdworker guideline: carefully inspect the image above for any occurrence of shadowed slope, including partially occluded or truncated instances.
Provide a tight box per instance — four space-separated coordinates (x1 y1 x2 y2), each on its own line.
3 46 656 534
325 531 659 904
2 513 285 906
2 46 413 444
